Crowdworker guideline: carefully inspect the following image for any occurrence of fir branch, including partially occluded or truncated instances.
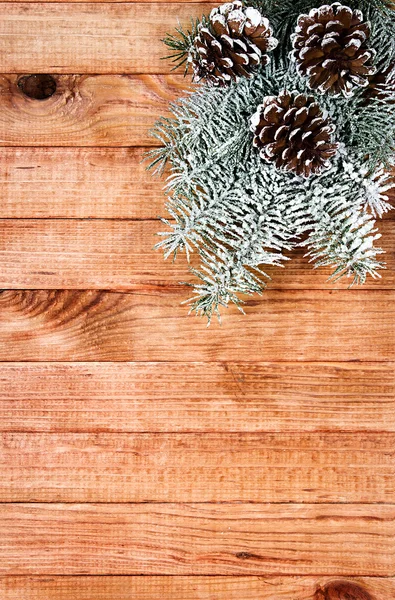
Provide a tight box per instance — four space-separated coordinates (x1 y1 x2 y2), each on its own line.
185 250 262 324
347 98 395 171
299 148 392 284
303 210 385 285
162 18 201 74
360 165 394 217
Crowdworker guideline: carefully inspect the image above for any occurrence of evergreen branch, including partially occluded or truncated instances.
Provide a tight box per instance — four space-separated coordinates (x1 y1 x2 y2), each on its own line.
162 18 201 74
300 152 391 284
185 250 262 324
303 210 385 285
350 106 395 171
360 165 394 217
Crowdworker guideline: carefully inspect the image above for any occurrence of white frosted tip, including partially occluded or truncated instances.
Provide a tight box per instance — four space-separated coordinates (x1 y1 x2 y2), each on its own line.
244 7 262 28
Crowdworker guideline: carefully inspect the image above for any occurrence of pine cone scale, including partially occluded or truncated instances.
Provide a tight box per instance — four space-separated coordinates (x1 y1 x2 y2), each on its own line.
363 62 395 103
293 107 309 127
211 18 227 37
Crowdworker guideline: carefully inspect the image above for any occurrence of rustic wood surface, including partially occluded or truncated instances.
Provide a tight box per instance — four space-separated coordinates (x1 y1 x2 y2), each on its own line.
1 504 394 575
0 75 187 146
0 148 164 218
0 362 393 432
0 5 215 73
0 0 394 598
2 432 395 502
0 289 394 361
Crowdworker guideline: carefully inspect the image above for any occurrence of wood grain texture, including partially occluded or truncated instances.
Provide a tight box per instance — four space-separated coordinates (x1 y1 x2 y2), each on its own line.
0 4 213 73
0 289 393 361
1 576 394 600
1 432 394 502
0 219 393 290
0 0 393 593
1 362 393 433
1 503 393 575
0 75 186 146
0 148 164 218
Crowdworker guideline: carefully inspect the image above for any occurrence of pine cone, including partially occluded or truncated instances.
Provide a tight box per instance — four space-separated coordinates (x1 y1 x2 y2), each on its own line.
291 2 377 98
190 1 278 86
250 90 339 178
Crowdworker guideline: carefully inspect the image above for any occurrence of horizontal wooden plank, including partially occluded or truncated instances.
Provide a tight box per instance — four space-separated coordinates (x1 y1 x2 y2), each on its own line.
1 432 394 503
0 148 164 218
1 503 393 575
0 4 212 73
1 576 394 600
0 148 393 219
0 219 163 289
0 219 393 290
1 0 213 3
0 75 186 146
1 362 393 433
0 289 393 361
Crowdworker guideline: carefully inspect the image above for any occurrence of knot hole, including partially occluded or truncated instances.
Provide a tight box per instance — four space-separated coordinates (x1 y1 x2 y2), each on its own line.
314 581 375 600
18 74 57 100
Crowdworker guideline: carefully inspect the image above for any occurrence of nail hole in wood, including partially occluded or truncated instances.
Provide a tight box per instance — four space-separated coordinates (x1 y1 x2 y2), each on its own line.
314 581 374 600
18 74 57 100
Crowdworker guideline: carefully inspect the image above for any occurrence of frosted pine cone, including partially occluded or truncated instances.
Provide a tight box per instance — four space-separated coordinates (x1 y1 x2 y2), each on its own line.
250 90 339 178
291 3 377 98
190 1 278 86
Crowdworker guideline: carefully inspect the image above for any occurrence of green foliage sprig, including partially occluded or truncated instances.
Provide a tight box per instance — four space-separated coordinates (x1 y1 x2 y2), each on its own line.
162 18 201 74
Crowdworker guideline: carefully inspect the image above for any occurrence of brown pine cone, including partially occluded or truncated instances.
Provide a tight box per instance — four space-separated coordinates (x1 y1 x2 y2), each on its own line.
250 90 339 178
190 1 278 86
291 2 377 98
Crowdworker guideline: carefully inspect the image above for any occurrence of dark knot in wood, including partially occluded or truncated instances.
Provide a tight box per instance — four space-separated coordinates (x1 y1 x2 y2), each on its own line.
18 74 57 100
235 551 262 560
314 581 374 600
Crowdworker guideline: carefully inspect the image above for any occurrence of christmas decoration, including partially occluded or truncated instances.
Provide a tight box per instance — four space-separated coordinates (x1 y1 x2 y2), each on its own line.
290 3 377 97
149 0 395 322
190 1 278 85
250 90 339 177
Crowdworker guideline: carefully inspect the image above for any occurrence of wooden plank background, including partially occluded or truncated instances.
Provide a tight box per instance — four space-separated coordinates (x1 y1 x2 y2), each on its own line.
0 0 394 599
